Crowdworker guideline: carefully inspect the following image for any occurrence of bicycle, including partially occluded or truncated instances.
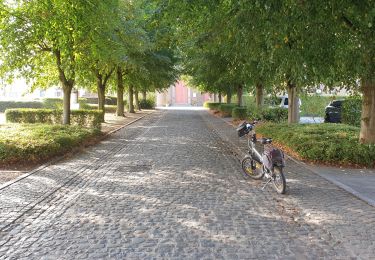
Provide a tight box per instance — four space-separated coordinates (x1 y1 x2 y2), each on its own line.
237 121 287 194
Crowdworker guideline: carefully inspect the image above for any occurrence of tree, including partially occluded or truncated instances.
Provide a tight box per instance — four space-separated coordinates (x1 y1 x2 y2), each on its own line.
323 1 375 143
77 0 125 121
116 66 125 116
0 0 104 124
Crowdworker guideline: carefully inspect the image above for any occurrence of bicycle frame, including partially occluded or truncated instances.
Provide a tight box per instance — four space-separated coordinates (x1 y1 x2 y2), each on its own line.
247 132 263 165
239 122 287 194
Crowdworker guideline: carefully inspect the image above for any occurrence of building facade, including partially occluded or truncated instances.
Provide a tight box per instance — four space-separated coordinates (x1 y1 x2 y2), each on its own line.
156 80 213 107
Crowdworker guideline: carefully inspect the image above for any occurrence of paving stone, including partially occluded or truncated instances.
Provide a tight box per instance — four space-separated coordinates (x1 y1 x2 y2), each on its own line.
0 110 374 259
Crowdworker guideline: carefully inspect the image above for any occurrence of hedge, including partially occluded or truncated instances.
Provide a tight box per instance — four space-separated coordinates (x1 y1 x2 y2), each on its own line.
139 99 155 109
0 101 43 112
259 107 288 123
342 97 362 127
204 102 222 110
248 107 288 123
232 107 248 120
0 98 127 113
218 104 237 117
84 96 118 105
42 98 92 110
5 109 103 129
256 123 375 167
0 124 100 165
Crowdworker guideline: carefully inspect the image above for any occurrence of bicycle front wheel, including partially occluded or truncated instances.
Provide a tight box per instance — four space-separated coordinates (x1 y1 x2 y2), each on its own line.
272 166 286 194
241 156 263 180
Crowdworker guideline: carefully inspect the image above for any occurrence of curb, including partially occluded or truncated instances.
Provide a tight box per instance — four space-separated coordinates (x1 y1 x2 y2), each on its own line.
303 164 375 208
212 113 375 207
0 112 152 191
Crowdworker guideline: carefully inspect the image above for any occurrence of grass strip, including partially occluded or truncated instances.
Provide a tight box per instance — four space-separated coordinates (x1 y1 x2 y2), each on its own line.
0 124 101 166
256 123 375 167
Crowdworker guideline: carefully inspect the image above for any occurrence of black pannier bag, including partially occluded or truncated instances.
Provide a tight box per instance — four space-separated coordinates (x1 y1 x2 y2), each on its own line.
236 122 251 137
262 147 285 170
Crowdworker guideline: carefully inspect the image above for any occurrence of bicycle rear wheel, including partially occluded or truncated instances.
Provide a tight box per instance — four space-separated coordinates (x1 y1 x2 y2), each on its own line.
241 156 263 180
272 166 286 194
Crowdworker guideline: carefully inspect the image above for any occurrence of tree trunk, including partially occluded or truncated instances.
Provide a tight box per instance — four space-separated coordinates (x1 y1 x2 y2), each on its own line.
54 49 74 125
256 83 264 108
97 81 105 122
94 68 114 122
237 84 243 106
219 93 222 103
359 79 375 144
134 90 141 111
287 81 300 124
142 90 147 101
116 67 125 117
128 85 135 113
62 86 72 125
226 89 232 104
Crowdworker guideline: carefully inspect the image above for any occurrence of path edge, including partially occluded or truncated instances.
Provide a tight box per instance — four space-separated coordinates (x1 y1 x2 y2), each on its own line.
0 112 153 191
208 111 375 208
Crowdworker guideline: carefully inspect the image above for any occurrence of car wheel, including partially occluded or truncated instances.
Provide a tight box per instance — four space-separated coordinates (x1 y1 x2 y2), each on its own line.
324 113 330 123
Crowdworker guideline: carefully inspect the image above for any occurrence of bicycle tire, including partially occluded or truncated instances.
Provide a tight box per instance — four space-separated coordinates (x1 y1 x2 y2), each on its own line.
241 156 264 180
272 166 286 194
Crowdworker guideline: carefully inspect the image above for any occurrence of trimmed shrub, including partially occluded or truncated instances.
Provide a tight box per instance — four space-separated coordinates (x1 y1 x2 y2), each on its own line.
232 107 248 120
103 105 118 113
342 97 362 127
78 98 93 110
42 98 63 109
84 96 117 105
0 101 43 112
245 100 261 121
218 104 237 117
139 99 155 109
5 109 103 129
204 102 221 110
259 107 288 123
248 108 262 121
247 106 288 123
0 124 100 165
71 110 103 129
257 123 375 167
5 109 61 124
242 95 255 107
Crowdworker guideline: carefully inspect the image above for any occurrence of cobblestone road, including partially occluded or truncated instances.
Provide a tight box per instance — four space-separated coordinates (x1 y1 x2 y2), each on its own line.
0 110 374 259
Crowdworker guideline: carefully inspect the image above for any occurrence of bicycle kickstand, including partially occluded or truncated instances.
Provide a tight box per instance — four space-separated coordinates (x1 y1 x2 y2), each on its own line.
261 179 272 190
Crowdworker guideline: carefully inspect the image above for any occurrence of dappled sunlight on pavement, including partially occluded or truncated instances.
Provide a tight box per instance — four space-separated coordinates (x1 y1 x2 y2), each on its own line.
0 110 374 259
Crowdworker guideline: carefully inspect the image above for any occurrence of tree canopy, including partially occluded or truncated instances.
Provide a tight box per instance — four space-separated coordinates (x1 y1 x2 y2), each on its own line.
160 0 375 143
0 0 374 143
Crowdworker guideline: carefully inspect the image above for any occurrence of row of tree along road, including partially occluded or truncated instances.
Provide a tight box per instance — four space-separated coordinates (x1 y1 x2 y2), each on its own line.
0 0 178 124
161 1 375 144
0 1 374 144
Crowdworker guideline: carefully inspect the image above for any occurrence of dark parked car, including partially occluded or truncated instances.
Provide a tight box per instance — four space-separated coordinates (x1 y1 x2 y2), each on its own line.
324 100 344 123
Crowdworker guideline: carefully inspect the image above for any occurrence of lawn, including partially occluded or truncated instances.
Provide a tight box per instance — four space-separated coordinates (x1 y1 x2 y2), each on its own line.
0 124 101 167
256 123 375 167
